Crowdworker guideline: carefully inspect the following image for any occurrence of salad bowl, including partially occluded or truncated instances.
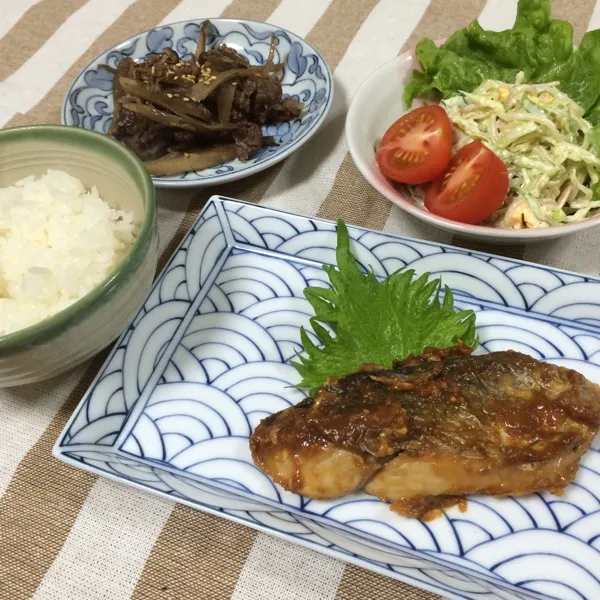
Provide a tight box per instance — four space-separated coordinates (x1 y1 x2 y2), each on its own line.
62 18 333 188
346 50 600 244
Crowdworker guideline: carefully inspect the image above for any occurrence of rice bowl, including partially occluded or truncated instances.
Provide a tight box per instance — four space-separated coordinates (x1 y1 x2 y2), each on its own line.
0 125 156 387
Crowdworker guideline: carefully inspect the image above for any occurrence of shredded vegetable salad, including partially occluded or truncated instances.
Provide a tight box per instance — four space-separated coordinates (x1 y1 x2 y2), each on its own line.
441 73 600 228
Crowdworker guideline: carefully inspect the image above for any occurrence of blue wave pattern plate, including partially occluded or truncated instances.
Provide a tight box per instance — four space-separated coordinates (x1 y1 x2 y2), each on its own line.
62 19 332 188
55 198 600 600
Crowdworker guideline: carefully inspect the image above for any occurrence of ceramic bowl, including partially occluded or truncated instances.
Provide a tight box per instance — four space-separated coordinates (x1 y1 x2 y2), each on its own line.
346 51 600 244
62 18 333 188
0 125 157 387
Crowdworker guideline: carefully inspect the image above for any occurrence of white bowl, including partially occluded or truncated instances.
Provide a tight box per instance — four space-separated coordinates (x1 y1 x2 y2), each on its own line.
346 51 600 244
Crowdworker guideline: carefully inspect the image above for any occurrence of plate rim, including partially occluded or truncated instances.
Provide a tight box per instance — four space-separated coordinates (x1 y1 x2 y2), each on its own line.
53 450 479 600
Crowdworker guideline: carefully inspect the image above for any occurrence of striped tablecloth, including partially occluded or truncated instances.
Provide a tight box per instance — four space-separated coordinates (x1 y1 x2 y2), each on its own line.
2 1 600 599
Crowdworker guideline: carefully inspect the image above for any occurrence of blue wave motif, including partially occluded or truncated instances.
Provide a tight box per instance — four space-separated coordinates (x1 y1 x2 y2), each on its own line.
62 19 332 187
146 27 174 53
55 197 600 600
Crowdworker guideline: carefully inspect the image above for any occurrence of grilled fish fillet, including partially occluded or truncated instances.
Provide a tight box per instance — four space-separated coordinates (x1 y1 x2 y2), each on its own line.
249 345 600 518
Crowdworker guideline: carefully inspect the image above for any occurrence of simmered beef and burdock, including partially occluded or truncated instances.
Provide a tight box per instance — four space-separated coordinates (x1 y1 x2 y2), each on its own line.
102 20 303 175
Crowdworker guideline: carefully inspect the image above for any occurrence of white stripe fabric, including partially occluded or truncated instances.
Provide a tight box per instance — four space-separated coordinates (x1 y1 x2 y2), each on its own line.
589 1 600 29
0 0 41 41
161 0 233 23
0 371 80 498
0 0 134 116
477 0 518 30
32 482 174 600
268 0 332 34
260 0 432 217
231 534 345 600
523 228 600 274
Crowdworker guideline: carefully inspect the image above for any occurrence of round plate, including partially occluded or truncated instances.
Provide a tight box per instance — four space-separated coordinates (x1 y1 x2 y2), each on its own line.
345 50 600 244
62 18 333 188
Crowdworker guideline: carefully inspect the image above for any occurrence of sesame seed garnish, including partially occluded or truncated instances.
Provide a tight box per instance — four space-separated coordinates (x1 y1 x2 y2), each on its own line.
183 97 190 102
174 75 179 80
166 93 173 98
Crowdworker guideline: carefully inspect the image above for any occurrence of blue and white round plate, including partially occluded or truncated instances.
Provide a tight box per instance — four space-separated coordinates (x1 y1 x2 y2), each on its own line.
62 18 333 188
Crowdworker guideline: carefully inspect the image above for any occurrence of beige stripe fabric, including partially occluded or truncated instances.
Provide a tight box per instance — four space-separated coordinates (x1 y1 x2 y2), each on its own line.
132 506 257 600
0 1 42 43
0 0 86 81
316 0 486 229
228 0 387 207
1 1 600 600
553 0 597 42
336 567 438 600
32 482 174 600
0 0 136 120
221 0 280 20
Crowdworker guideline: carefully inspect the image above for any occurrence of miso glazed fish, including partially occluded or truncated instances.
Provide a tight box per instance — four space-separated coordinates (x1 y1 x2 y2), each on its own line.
250 345 600 519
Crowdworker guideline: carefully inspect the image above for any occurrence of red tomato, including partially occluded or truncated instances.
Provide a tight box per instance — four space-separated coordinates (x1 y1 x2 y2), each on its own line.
376 105 453 184
424 141 509 225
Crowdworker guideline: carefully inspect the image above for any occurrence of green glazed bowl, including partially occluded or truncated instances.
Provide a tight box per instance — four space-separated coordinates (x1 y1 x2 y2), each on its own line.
0 125 157 387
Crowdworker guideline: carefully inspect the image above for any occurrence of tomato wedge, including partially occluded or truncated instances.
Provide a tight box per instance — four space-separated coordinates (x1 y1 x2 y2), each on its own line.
376 105 453 184
424 141 509 225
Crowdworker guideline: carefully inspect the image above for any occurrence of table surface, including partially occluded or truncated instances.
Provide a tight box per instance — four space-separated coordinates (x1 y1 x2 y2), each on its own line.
2 0 600 599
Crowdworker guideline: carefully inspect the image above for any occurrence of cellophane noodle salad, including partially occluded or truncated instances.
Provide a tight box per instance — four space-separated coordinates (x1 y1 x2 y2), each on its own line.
441 73 600 229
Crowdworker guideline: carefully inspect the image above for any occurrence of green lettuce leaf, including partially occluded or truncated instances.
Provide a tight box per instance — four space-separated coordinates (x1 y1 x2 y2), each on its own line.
290 221 478 394
403 0 600 123
548 30 600 114
589 124 600 152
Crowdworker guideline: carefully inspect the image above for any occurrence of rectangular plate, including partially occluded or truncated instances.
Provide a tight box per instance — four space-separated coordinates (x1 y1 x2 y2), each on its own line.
54 197 600 600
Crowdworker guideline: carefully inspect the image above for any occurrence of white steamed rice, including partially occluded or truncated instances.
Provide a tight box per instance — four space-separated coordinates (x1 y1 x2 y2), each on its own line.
0 170 137 336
